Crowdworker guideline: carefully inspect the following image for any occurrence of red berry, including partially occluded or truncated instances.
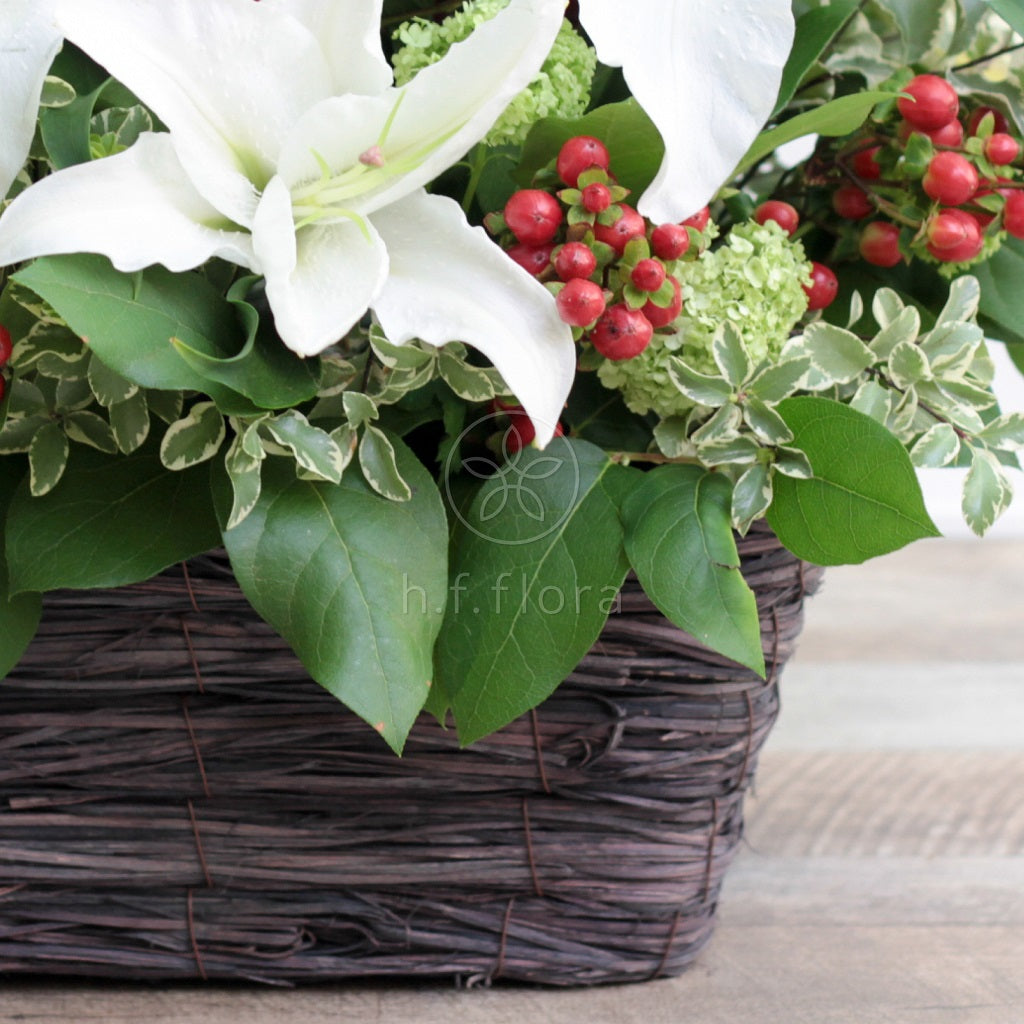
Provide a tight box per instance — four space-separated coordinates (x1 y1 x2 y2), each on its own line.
592 203 646 254
925 208 981 261
803 262 838 311
589 304 654 360
641 276 683 328
923 151 979 206
504 189 563 246
754 199 799 235
555 278 606 327
681 206 710 232
967 106 1010 137
1004 191 1024 239
898 74 959 131
897 117 964 147
851 145 882 180
832 183 873 220
506 242 554 277
0 325 12 367
581 182 612 213
984 133 1020 165
650 222 690 260
859 221 902 267
504 411 536 453
553 241 597 281
630 258 667 293
556 135 611 188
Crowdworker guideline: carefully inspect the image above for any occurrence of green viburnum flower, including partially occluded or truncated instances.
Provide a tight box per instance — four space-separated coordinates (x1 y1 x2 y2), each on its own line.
393 0 597 147
599 221 812 418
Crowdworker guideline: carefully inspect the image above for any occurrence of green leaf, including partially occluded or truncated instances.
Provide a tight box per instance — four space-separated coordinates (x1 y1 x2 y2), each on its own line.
359 425 413 501
64 410 118 453
0 461 42 678
974 235 1024 346
743 396 794 446
88 352 139 407
984 0 1024 35
732 461 774 532
28 422 69 496
436 439 632 745
160 401 227 470
622 466 763 674
963 447 1014 535
713 322 753 387
13 256 260 415
653 416 695 459
737 91 898 174
218 439 449 754
438 347 496 402
6 438 221 592
262 409 344 483
766 397 939 565
108 391 151 454
774 1 861 114
748 356 811 403
222 433 263 530
668 359 734 406
801 322 875 384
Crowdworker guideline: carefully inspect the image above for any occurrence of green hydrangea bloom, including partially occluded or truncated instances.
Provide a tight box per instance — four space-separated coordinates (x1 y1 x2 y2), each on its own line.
392 0 596 147
599 221 812 418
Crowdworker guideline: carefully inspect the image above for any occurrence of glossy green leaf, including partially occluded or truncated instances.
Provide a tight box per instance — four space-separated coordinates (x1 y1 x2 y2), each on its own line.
767 397 939 564
436 439 632 745
0 460 42 677
984 0 1024 35
974 235 1024 346
623 466 763 674
6 438 221 592
218 439 448 753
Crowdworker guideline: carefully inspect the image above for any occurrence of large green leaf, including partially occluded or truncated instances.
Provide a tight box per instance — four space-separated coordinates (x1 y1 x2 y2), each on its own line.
14 255 260 415
5 438 221 592
0 459 42 677
218 438 448 754
766 397 939 565
973 235 1024 347
985 0 1024 35
435 438 633 746
622 466 763 674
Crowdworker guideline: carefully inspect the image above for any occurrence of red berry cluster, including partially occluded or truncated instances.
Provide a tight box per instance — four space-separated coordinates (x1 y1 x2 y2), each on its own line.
487 135 710 364
0 324 12 403
824 74 1023 269
490 397 565 455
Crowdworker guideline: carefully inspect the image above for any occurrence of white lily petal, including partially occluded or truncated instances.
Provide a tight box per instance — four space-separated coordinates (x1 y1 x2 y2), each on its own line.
0 1 62 199
353 0 565 216
253 176 389 357
54 0 333 227
268 0 392 96
0 133 256 272
371 192 574 447
579 0 794 222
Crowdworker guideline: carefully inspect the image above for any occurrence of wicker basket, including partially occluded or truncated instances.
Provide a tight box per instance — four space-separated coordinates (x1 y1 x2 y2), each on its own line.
0 522 821 985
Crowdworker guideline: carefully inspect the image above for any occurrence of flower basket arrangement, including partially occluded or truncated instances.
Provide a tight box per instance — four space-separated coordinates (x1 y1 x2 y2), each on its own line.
1 0 1023 986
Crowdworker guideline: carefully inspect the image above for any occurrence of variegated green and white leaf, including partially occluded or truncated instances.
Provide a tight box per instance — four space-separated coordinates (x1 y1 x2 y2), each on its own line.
936 274 980 326
40 75 76 108
911 423 960 467
160 402 226 471
653 416 695 459
28 422 69 496
343 391 379 429
888 340 931 388
668 358 733 406
438 347 496 402
359 425 412 502
977 411 1024 451
328 423 359 474
850 379 893 424
748 356 811 403
870 305 921 361
91 105 154 150
743 395 793 446
316 354 360 397
732 461 773 533
696 434 761 467
917 381 987 435
801 322 874 384
88 353 139 407
147 389 184 425
712 323 753 388
55 377 94 412
887 386 919 440
963 448 1014 536
369 323 435 370
262 409 345 483
966 344 996 387
845 290 865 330
372 360 437 404
690 402 742 445
774 446 813 479
64 411 119 454
0 414 49 454
224 435 263 530
872 287 906 329
109 391 151 454
36 344 90 382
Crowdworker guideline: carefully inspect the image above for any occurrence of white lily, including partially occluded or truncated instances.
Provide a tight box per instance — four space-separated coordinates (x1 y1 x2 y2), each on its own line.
578 0 795 223
0 1 62 199
0 0 572 444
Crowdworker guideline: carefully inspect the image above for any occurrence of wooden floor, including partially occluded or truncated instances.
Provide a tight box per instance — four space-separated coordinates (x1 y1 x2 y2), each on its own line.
2 538 1023 1023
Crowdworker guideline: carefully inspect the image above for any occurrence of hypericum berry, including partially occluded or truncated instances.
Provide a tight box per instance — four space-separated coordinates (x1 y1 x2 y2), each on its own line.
506 242 554 277
641 276 683 328
593 203 646 254
897 74 959 131
897 117 964 147
0 325 12 367
556 135 611 188
630 258 667 293
504 189 563 246
581 182 612 213
802 263 838 311
556 278 607 327
925 208 982 261
553 241 597 281
967 106 1010 137
589 303 654 360
754 199 799 236
650 222 690 260
832 183 873 220
851 145 882 180
1004 191 1024 239
681 205 710 232
984 133 1020 165
859 221 902 267
923 151 979 206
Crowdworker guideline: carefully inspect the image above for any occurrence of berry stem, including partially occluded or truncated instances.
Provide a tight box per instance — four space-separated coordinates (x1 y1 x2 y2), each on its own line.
460 144 490 215
951 41 1024 74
